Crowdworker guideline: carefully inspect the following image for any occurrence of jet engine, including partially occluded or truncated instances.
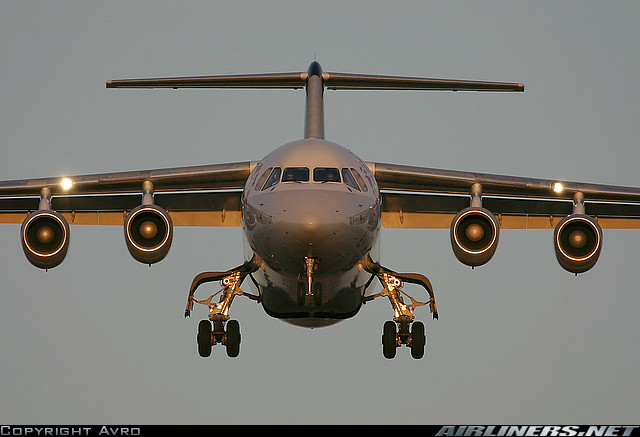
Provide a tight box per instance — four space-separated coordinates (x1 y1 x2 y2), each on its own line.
554 213 602 274
125 204 173 264
124 181 173 264
451 183 500 267
21 191 70 270
450 206 500 267
450 184 500 267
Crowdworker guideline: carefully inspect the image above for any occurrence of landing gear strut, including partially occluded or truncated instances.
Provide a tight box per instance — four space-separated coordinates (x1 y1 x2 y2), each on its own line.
186 258 259 358
363 256 437 359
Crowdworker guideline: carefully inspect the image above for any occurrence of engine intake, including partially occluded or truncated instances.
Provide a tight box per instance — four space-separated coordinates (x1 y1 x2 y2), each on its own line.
124 203 173 264
21 209 70 269
450 206 500 267
554 213 602 274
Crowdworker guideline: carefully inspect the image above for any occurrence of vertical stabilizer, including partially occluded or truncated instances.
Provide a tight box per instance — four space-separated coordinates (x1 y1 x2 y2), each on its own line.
304 61 325 140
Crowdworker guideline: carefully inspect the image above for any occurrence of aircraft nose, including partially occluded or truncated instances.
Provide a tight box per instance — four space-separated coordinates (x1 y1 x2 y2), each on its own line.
282 191 346 240
297 212 322 239
271 190 376 274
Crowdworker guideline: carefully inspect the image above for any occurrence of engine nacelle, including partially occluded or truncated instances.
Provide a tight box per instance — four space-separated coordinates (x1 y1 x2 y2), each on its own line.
554 214 602 274
21 209 70 269
124 204 173 264
450 206 500 267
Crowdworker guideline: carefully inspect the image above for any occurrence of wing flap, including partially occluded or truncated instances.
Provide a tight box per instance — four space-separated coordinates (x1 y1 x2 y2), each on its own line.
0 191 244 227
382 211 640 230
0 211 242 227
381 192 640 229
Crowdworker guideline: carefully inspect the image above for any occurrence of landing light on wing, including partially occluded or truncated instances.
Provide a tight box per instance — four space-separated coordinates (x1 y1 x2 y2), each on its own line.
61 178 73 190
553 182 564 193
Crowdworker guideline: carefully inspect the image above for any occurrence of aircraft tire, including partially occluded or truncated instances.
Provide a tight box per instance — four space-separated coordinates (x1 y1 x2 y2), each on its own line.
225 319 241 358
382 321 397 359
197 319 212 358
410 321 426 359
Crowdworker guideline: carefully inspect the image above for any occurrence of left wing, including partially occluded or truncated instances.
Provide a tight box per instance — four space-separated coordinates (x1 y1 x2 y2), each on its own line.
0 161 252 226
0 162 252 269
369 162 640 273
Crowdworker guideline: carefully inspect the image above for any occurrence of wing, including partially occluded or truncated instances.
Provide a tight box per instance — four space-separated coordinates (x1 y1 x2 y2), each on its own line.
0 162 252 227
370 162 640 230
370 162 640 273
0 162 253 269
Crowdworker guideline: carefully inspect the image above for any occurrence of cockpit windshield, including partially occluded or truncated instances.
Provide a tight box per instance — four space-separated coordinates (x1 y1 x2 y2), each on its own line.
282 167 310 182
258 165 369 191
313 167 341 183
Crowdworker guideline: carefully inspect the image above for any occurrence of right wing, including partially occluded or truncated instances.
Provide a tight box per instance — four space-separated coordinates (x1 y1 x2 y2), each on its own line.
369 161 640 273
370 162 640 230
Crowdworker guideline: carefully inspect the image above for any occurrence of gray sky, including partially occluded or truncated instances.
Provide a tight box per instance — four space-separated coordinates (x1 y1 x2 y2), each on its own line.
1 0 639 425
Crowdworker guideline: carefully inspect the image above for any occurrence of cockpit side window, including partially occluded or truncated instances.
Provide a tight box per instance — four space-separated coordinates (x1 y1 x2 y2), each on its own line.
350 168 369 192
341 168 361 191
255 167 273 190
282 167 310 182
261 167 281 190
313 167 341 183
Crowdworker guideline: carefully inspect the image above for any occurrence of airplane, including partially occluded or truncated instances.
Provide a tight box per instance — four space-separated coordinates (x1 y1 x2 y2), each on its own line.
2 61 640 359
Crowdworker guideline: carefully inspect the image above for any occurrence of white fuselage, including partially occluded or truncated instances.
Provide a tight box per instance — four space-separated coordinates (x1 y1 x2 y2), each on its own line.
241 139 381 327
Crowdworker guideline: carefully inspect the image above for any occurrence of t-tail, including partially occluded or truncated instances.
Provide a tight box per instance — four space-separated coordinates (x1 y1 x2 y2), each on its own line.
106 61 524 140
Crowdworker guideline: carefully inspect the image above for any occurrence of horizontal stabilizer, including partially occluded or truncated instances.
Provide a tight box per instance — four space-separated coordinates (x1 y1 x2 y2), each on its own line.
106 63 524 92
106 72 308 89
323 72 524 92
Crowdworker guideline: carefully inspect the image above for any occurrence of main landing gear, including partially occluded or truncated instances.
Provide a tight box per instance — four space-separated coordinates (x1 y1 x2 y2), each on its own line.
185 254 437 360
363 256 438 360
185 259 259 358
